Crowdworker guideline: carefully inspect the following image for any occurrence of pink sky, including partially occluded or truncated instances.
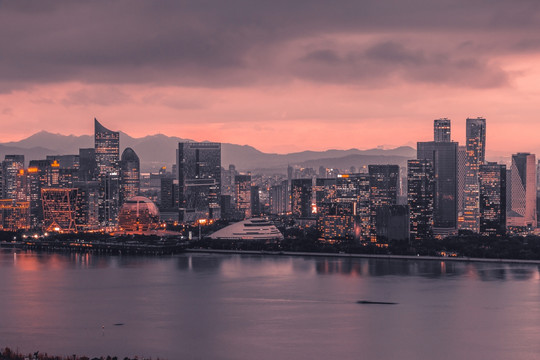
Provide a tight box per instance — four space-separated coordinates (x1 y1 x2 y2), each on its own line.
1 1 540 155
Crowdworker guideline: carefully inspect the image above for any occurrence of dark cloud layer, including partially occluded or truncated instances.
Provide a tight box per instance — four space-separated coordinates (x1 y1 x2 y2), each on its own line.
0 0 539 91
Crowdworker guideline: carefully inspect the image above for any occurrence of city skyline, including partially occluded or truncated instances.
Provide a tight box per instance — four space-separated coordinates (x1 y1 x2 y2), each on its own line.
2 2 540 154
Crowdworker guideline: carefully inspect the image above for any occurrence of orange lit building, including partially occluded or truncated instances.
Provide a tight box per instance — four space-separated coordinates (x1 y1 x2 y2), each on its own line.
0 199 30 231
41 188 78 232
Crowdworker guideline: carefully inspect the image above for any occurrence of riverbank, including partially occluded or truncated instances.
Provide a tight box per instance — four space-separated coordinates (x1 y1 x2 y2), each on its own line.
186 248 540 265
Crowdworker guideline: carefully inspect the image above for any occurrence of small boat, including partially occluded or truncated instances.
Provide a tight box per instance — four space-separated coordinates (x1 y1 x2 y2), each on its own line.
356 300 398 305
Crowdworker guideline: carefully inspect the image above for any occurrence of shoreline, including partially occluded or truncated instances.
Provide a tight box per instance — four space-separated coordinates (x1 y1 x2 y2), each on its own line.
185 248 540 265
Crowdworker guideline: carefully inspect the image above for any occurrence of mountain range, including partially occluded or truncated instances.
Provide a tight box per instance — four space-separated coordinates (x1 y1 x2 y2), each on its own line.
0 131 417 173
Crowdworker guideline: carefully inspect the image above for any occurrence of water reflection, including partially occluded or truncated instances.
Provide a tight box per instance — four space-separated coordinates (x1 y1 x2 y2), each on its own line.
311 257 540 281
1 251 540 360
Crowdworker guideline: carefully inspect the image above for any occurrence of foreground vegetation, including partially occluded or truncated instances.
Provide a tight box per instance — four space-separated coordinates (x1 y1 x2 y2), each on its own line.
0 348 163 360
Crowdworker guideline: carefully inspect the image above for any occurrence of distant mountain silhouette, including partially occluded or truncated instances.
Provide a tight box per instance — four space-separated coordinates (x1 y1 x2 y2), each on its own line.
0 131 417 173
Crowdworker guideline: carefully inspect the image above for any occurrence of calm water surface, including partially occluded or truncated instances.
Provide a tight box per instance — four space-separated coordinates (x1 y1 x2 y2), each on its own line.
1 250 540 359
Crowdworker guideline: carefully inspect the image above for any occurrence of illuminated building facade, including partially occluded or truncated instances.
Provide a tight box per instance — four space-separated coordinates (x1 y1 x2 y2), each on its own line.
74 180 100 230
95 118 119 175
317 202 361 242
369 165 399 240
2 155 24 199
479 163 506 236
507 153 537 228
250 186 260 217
417 141 458 234
99 172 120 228
269 180 288 215
0 199 30 231
95 119 121 228
120 147 140 204
434 118 451 142
462 117 486 232
41 188 78 232
314 178 337 216
291 178 313 218
457 145 467 225
177 142 221 222
407 159 434 241
337 174 371 241
235 174 252 219
15 168 42 228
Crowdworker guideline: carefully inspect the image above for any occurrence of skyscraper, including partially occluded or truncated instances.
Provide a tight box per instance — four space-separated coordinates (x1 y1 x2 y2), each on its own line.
2 155 24 199
235 174 252 219
479 162 506 236
95 118 120 175
177 142 221 222
457 145 467 225
434 118 451 142
417 141 458 234
507 153 537 228
369 165 399 240
407 159 434 241
291 178 312 218
120 147 140 204
95 119 120 228
79 148 98 181
462 117 486 232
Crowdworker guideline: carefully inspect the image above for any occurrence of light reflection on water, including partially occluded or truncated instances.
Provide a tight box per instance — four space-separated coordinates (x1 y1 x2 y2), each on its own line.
0 250 539 360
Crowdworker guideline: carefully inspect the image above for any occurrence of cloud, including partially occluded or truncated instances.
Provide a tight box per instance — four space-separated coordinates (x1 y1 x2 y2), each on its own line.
296 40 509 88
0 0 537 90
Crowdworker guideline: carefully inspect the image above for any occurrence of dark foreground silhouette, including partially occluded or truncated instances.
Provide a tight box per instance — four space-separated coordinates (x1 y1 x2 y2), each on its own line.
0 348 164 360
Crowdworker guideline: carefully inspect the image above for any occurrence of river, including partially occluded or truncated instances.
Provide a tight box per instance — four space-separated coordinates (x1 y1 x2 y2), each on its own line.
1 250 539 359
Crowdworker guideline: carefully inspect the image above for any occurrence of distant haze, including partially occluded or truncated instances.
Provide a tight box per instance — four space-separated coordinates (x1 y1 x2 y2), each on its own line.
0 131 419 173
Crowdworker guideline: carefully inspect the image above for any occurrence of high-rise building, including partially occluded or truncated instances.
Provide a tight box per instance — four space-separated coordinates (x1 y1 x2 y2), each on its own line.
99 172 120 228
251 186 260 217
235 174 252 219
177 142 221 222
457 145 467 225
94 119 119 175
336 174 371 241
79 148 98 181
417 141 458 234
314 178 337 216
434 118 451 142
291 178 313 218
369 165 399 240
159 176 178 211
479 163 506 236
95 119 120 228
462 117 486 232
74 180 100 230
407 159 434 241
269 180 288 215
120 147 140 204
0 199 30 231
221 164 237 196
2 155 24 199
507 153 537 228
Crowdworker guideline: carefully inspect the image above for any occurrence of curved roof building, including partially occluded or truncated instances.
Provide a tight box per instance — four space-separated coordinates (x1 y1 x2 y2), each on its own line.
118 196 160 232
208 219 284 241
95 118 119 175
